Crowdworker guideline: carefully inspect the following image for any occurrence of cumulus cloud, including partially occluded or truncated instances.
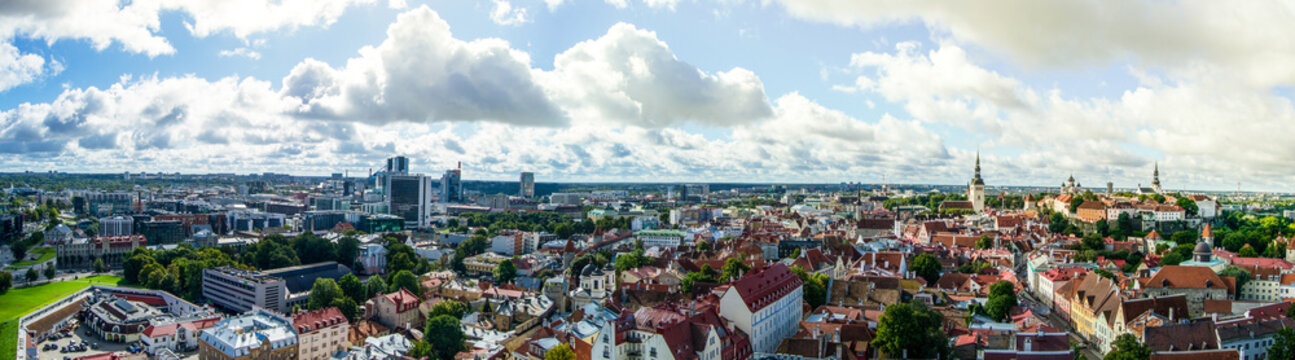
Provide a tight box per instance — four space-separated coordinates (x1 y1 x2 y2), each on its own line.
0 0 375 57
772 0 1295 88
489 0 530 26
283 6 564 126
541 23 773 127
0 41 55 91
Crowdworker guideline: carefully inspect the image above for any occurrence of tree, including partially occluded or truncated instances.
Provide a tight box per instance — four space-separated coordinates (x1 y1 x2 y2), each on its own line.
1094 269 1116 280
429 300 470 319
493 260 518 283
336 237 361 267
1175 198 1199 217
696 240 711 251
1240 245 1259 257
871 302 951 359
554 223 575 239
984 281 1018 321
43 265 55 280
1069 197 1085 213
93 258 106 273
331 297 360 322
307 278 344 310
1270 328 1295 360
720 257 751 282
545 344 576 360
366 276 388 298
989 281 1014 299
1170 230 1197 246
389 270 421 296
0 271 12 293
1219 266 1251 291
139 262 165 287
1161 252 1185 266
424 315 466 360
338 273 366 304
10 242 27 263
25 268 38 282
976 235 993 250
122 254 154 284
911 254 941 284
1104 333 1151 360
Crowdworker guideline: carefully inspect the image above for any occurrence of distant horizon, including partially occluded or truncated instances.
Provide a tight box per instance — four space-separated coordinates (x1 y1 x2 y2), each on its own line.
0 170 1274 195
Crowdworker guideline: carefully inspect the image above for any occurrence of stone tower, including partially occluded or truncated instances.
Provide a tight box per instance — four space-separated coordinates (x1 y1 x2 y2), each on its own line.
968 151 985 213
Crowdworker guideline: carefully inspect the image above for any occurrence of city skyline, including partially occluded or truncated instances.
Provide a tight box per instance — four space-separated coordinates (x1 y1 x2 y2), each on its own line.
3 1 1295 191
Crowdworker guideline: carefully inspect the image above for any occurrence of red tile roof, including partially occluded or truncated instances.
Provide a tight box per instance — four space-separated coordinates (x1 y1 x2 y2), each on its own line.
141 323 177 338
382 288 421 312
1144 266 1233 294
730 263 803 312
292 307 348 333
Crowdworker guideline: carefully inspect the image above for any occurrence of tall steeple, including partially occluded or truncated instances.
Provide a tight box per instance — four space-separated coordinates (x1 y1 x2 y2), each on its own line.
971 151 984 185
1152 162 1160 186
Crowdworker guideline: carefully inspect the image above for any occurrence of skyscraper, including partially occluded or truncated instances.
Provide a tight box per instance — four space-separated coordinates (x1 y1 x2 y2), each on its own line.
386 156 409 175
387 174 432 228
520 172 534 198
441 163 463 203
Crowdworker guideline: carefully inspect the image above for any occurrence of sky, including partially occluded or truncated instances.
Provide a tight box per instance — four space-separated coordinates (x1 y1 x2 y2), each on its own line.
1 1 1294 192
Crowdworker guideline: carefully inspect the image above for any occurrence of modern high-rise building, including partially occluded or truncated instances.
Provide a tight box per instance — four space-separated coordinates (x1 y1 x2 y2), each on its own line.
99 215 134 236
387 174 433 228
520 172 534 198
441 164 463 203
386 156 409 175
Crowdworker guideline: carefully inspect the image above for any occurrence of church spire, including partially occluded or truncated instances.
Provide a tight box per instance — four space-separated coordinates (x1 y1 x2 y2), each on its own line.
1152 162 1161 186
971 151 984 185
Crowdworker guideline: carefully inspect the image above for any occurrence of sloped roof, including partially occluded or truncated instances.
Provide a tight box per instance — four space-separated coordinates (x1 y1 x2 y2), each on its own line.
1144 266 1233 294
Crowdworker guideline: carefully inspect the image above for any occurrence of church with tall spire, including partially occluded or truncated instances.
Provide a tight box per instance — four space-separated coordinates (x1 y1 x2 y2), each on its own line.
968 152 985 213
1138 162 1165 195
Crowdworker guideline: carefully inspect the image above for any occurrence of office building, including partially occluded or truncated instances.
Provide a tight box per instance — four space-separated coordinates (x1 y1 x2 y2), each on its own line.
520 172 534 197
202 262 352 314
441 166 463 203
198 309 299 360
386 156 409 175
227 211 286 233
139 220 185 245
57 235 147 269
386 174 433 229
99 216 134 237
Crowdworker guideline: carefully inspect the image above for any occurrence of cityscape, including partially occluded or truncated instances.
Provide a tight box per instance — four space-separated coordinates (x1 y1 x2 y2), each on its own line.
3 2 1295 360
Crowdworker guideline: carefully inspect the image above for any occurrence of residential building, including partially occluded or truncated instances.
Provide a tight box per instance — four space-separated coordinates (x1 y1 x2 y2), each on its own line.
292 307 350 360
227 211 286 232
1216 318 1295 360
492 232 527 256
140 220 185 245
1076 200 1107 223
591 305 751 360
718 263 804 353
198 309 299 360
366 288 420 330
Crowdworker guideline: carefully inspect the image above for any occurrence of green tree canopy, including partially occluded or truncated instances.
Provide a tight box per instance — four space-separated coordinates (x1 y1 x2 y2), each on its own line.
366 276 388 298
494 259 517 283
545 344 576 360
1104 333 1151 360
911 254 941 284
307 278 344 310
338 273 366 304
429 300 470 319
871 302 951 359
424 315 466 360
389 270 421 296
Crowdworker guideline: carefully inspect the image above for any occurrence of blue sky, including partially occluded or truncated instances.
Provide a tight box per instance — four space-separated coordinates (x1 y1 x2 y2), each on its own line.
2 0 1294 192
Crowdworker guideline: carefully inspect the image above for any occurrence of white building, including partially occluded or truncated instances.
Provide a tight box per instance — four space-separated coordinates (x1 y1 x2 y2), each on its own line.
357 244 387 275
198 309 299 359
718 264 804 353
100 216 134 236
634 230 687 248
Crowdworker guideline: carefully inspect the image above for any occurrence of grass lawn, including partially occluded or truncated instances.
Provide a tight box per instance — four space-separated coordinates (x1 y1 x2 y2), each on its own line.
0 275 122 357
12 248 56 266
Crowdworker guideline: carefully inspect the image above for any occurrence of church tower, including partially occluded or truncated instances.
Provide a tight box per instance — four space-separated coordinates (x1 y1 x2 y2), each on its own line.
969 152 985 213
1152 162 1163 194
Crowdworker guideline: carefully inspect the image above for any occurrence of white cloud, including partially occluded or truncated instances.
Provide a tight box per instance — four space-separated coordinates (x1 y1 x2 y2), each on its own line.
489 0 530 26
218 47 262 60
604 0 681 10
283 6 564 126
0 0 375 57
544 0 566 11
540 22 773 127
0 42 52 92
772 0 1295 89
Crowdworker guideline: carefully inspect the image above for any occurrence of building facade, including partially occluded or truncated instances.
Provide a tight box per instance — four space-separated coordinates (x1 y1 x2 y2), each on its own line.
718 264 804 354
292 307 349 360
198 309 299 360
